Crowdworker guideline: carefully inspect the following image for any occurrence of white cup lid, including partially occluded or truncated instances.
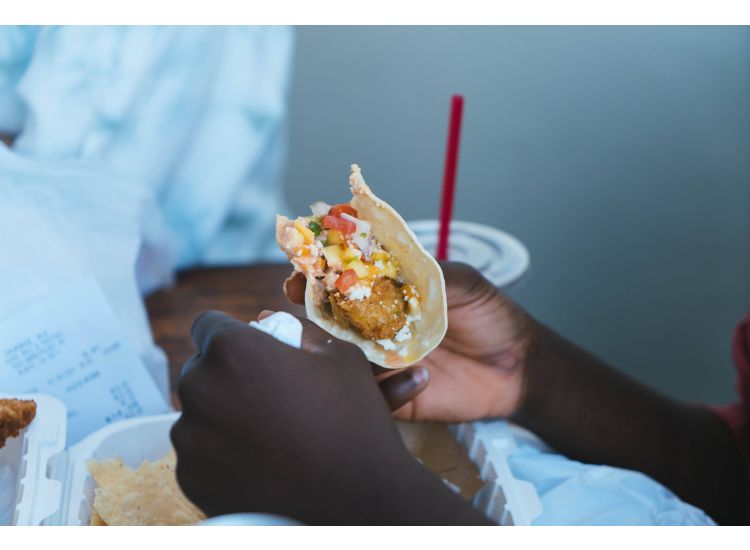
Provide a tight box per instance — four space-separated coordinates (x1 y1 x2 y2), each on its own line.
408 220 530 288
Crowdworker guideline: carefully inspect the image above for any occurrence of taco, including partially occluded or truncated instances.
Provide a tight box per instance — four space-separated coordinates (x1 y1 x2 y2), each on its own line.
276 164 447 368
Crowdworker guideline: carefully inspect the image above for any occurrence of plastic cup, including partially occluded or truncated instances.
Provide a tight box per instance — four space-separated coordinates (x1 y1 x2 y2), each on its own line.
408 220 530 289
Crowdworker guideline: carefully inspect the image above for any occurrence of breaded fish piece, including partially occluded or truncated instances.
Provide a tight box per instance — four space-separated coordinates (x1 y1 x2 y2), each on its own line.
0 399 37 449
330 277 407 341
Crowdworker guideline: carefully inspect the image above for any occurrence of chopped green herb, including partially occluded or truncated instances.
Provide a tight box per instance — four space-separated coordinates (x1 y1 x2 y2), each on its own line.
309 221 323 236
360 232 367 238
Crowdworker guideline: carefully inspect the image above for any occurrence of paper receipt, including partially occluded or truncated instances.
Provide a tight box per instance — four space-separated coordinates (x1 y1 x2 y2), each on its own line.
0 277 170 445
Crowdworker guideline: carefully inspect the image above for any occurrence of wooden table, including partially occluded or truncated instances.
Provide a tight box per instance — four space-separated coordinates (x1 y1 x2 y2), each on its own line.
146 263 482 498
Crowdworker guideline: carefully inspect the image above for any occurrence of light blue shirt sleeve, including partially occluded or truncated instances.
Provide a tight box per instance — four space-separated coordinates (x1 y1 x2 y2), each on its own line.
1 26 293 293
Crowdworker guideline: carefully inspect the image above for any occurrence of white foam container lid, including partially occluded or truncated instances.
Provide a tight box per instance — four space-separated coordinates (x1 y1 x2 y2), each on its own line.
1 393 179 526
1 394 67 526
452 420 543 526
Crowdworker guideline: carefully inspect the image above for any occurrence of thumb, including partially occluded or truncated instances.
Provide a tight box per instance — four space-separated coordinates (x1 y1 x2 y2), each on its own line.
377 366 430 411
283 271 307 305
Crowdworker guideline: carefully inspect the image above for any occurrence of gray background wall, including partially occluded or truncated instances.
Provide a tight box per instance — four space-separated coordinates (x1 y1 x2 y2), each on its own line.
284 26 750 404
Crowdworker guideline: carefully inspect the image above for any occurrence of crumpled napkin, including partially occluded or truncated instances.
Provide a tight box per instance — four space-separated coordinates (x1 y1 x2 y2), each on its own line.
507 439 716 525
248 311 303 349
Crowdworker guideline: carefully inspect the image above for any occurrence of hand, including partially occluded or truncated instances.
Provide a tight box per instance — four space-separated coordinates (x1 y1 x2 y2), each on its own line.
393 262 535 422
286 261 534 423
171 310 490 525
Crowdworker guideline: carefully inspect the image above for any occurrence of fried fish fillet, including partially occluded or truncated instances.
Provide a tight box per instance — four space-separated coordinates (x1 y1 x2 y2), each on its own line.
0 399 37 449
329 277 408 341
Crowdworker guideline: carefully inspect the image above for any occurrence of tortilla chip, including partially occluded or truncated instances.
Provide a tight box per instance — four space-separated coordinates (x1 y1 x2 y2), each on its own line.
87 450 205 526
88 458 127 487
89 509 107 526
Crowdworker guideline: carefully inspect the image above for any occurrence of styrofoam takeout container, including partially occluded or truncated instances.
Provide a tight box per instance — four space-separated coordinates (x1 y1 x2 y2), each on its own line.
0 393 178 526
1 394 66 526
452 420 543 525
1 393 541 525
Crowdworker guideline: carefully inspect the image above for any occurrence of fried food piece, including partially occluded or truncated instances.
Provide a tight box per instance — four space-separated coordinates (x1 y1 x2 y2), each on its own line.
0 399 37 449
329 277 407 341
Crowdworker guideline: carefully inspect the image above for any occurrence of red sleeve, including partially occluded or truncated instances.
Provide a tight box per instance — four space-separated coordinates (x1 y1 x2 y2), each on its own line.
706 312 750 506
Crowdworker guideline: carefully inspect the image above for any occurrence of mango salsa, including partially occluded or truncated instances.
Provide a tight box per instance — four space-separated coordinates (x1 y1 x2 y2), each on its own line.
380 261 399 279
323 245 344 269
342 247 362 262
325 229 345 246
294 220 315 245
345 260 370 279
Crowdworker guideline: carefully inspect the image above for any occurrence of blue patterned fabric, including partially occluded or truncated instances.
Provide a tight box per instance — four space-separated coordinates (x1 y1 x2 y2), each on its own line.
0 26 293 293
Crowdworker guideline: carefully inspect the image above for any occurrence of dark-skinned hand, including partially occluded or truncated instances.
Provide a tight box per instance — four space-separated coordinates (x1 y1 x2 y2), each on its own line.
171 310 491 525
285 261 534 422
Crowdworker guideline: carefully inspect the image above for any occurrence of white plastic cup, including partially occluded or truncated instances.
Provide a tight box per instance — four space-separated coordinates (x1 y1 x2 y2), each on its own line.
408 220 530 289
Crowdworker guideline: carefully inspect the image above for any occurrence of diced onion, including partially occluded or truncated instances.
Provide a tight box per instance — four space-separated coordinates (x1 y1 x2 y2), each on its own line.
341 213 373 259
310 201 331 217
340 213 371 234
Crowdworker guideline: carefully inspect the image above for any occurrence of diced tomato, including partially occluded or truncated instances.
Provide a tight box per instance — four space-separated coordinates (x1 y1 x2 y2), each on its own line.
335 269 358 293
329 203 358 218
322 215 356 234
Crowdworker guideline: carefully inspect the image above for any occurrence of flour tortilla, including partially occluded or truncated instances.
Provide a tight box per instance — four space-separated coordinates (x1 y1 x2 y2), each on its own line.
278 164 447 368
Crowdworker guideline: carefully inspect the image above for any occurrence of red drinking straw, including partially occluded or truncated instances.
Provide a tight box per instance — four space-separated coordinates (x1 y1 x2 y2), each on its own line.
436 94 464 260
